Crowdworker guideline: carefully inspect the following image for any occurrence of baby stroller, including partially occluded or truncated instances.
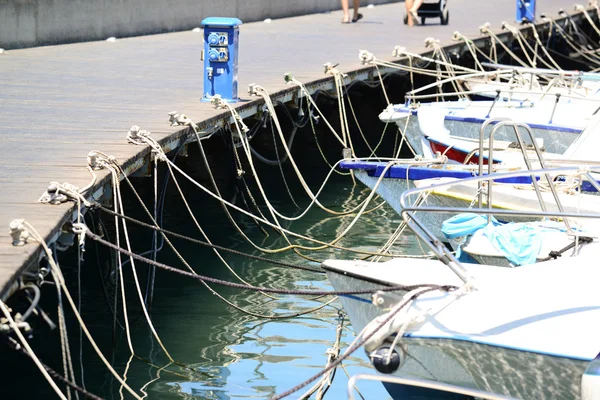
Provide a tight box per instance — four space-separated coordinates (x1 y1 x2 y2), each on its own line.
404 0 449 25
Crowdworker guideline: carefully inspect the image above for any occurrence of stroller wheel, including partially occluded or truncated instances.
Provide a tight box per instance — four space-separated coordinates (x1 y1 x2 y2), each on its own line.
441 9 449 25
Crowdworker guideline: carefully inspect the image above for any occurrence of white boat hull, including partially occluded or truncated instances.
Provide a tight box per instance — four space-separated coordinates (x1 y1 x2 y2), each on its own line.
324 258 599 399
380 101 584 159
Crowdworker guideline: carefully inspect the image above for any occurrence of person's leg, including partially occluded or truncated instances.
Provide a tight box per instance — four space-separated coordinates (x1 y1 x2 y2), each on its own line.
410 0 425 12
353 0 361 20
341 0 350 23
405 0 415 25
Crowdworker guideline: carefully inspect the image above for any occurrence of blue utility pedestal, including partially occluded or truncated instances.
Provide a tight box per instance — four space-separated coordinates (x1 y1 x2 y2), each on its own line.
200 17 242 103
516 0 535 23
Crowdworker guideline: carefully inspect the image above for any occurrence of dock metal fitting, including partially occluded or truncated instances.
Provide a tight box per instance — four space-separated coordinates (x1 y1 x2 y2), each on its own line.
502 22 519 34
126 125 152 145
247 83 258 96
9 219 29 246
207 94 227 109
283 72 294 83
323 62 339 75
424 37 439 48
392 46 406 58
168 111 198 129
358 50 375 64
39 182 69 204
0 318 32 335
87 150 108 170
451 31 462 41
479 22 491 34
71 222 88 248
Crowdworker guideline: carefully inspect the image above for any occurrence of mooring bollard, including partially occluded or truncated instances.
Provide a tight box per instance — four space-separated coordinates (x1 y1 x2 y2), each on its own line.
200 17 243 103
516 0 536 23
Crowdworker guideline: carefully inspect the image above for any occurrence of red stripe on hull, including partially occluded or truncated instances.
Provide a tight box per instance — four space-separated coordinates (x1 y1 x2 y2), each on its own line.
428 140 498 165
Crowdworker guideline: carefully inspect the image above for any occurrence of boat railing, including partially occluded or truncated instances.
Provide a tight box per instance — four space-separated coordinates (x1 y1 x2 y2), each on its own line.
398 166 600 283
481 61 600 82
404 69 515 98
482 120 572 229
347 373 517 400
406 86 598 100
402 62 595 102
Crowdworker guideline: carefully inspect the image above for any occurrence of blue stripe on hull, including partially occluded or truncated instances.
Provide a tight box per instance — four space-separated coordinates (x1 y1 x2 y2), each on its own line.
339 161 599 192
392 106 583 134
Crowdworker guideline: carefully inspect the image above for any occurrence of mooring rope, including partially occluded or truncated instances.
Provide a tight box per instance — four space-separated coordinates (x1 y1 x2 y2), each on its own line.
479 24 530 68
103 151 332 319
546 16 600 66
4 337 104 400
297 312 345 400
92 151 417 258
18 220 143 399
94 204 333 271
0 300 68 399
85 229 455 296
270 286 453 399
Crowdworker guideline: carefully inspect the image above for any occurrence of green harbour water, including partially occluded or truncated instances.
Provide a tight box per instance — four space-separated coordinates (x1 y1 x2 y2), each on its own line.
2 164 420 400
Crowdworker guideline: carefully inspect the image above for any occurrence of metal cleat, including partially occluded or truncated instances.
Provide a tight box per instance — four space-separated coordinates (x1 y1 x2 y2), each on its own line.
479 22 491 34
392 46 406 58
247 83 258 96
358 50 376 64
283 72 294 83
424 37 439 48
168 111 198 130
9 219 29 246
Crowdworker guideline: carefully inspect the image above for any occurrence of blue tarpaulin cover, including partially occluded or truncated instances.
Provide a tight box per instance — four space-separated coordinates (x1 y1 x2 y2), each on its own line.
441 213 500 239
482 223 543 266
441 213 500 260
442 213 545 265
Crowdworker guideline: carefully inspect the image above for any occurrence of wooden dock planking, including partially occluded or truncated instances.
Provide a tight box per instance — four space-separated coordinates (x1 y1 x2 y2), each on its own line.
0 1 579 296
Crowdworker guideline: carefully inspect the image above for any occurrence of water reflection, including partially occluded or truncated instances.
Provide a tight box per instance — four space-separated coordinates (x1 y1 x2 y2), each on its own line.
118 177 399 399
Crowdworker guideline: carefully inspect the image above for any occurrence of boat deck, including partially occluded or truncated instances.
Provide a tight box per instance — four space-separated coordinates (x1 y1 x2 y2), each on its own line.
0 0 578 295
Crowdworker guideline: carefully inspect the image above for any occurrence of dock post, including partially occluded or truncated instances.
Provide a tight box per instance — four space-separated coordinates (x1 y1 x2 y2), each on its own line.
200 17 243 103
516 0 535 23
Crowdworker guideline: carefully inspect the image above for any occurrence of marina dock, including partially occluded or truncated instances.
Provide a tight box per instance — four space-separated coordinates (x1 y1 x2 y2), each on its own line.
0 1 581 295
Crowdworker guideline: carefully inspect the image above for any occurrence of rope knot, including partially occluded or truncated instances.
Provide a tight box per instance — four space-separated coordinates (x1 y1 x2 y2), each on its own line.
71 222 88 248
168 111 198 130
479 22 491 34
502 21 518 34
283 72 294 84
324 347 339 358
424 37 439 48
248 83 261 96
126 125 152 145
323 62 347 79
87 150 106 170
207 94 228 109
39 182 70 204
9 219 29 246
358 50 376 64
392 46 406 57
